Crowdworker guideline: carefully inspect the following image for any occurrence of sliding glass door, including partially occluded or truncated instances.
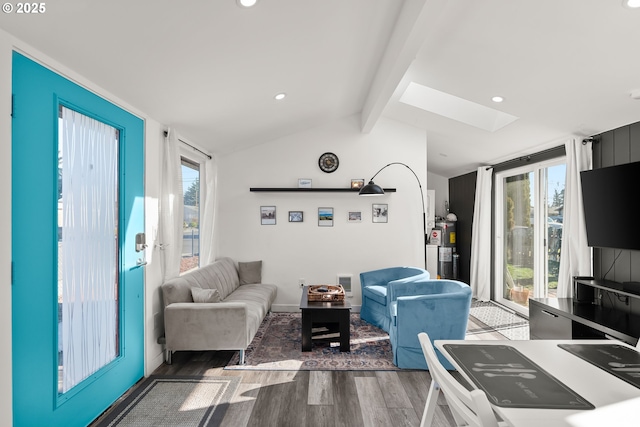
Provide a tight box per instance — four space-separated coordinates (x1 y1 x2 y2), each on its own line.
494 159 566 315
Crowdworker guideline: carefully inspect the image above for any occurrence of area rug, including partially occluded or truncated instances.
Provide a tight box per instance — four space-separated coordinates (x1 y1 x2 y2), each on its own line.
225 312 399 371
469 299 529 340
94 375 240 427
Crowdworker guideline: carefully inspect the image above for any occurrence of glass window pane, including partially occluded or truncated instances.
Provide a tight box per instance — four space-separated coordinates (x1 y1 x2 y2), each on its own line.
503 172 534 308
181 158 200 273
58 106 119 394
546 164 566 297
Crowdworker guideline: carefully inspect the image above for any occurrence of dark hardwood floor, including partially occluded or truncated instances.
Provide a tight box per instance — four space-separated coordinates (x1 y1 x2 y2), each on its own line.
90 317 506 427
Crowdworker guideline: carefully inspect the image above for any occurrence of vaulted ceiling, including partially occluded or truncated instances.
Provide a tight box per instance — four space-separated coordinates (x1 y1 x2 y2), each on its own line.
2 0 640 177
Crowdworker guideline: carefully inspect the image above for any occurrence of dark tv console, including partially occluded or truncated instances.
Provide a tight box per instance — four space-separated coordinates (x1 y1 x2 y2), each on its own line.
530 277 640 345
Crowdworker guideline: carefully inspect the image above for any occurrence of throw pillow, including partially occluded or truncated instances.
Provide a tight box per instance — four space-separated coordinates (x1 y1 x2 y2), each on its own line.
191 287 221 303
239 260 262 285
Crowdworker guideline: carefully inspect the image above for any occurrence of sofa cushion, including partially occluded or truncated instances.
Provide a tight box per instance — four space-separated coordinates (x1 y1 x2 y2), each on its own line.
161 257 240 307
224 283 277 343
190 257 239 300
363 285 387 306
191 287 221 303
239 260 262 285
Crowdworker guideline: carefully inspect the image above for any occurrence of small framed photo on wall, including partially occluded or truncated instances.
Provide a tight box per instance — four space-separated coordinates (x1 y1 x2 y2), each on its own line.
351 179 365 190
289 211 303 222
298 178 312 188
372 204 388 223
348 211 362 223
318 207 334 227
261 206 276 225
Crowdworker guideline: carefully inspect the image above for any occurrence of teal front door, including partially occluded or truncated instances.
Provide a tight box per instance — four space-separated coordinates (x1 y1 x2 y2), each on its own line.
11 52 145 427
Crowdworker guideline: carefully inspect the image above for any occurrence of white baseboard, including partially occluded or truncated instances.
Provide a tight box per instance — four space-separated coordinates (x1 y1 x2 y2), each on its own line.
146 351 164 376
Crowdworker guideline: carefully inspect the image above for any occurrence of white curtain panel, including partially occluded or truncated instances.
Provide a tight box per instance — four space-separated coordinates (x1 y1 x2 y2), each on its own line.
556 138 593 298
470 166 493 301
60 107 118 393
199 155 218 266
159 129 184 281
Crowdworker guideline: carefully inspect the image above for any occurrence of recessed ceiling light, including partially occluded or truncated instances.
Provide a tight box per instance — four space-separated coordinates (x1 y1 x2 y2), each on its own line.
274 93 286 100
623 0 640 8
237 0 258 8
491 96 504 103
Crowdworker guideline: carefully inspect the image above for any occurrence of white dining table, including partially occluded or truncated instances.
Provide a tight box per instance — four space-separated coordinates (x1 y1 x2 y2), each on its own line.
434 339 640 427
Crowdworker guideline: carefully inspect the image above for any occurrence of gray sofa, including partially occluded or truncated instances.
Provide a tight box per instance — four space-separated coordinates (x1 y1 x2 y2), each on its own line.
160 257 277 364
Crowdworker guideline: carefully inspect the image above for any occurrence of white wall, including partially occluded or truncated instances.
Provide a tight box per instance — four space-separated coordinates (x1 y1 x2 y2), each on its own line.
216 115 428 310
143 121 166 374
427 171 450 218
0 30 167 426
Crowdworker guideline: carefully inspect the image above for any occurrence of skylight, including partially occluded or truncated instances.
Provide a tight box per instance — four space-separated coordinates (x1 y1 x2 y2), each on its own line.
399 82 519 132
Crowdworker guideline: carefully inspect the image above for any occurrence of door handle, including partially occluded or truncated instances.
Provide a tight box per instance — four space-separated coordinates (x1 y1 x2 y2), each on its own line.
130 258 147 270
541 310 558 318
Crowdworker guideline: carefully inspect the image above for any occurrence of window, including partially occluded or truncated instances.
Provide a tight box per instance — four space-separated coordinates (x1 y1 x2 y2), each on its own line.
57 106 120 393
494 158 566 315
181 157 200 273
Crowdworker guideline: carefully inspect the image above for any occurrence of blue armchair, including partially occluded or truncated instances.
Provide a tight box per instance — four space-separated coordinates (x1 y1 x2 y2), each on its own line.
359 266 430 332
388 279 472 370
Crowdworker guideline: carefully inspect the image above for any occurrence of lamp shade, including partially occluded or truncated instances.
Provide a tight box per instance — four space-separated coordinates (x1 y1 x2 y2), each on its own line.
358 180 385 196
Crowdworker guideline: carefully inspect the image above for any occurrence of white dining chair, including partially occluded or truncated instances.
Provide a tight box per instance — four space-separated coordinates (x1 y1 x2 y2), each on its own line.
418 332 507 427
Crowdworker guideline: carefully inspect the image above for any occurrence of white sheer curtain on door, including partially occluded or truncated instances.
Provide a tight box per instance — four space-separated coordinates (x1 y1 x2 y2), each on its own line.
470 166 493 301
159 129 184 280
556 138 593 298
199 155 217 266
60 107 118 393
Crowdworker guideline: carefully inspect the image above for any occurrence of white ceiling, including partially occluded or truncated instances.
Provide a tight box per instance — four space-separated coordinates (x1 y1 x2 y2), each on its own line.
2 0 640 178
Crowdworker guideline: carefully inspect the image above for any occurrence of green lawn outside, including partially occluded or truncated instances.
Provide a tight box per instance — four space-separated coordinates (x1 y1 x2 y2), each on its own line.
507 264 558 291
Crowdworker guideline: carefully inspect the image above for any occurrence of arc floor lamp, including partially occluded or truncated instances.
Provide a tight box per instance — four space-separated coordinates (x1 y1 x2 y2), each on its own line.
358 162 427 270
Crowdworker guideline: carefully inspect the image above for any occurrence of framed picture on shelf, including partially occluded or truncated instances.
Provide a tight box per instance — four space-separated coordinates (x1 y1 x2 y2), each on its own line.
372 204 388 223
298 178 312 188
351 179 365 190
260 206 276 225
318 207 334 227
348 211 362 223
289 211 303 222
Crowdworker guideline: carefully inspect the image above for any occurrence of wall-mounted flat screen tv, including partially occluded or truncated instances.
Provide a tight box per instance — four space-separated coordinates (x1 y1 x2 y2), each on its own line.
580 161 640 250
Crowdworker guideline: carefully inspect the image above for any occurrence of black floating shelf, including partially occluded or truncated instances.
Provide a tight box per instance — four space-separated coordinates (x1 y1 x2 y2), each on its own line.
250 187 397 193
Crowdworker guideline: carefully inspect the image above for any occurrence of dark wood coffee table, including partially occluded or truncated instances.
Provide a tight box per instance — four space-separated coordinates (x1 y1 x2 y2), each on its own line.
300 285 352 352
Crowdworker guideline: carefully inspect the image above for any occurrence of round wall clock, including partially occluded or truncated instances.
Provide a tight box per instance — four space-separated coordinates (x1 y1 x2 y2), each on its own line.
318 152 339 173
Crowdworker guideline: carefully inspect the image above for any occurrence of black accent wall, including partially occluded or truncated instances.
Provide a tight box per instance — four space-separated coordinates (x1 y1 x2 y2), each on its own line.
592 122 640 312
449 171 477 284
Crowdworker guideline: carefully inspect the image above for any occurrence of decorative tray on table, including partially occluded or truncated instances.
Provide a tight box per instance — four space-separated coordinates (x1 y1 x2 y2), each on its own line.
307 284 345 302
